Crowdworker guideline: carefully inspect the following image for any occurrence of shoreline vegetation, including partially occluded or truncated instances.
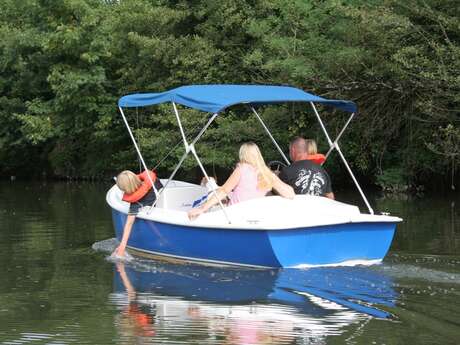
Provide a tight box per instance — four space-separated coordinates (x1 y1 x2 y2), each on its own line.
2 174 456 197
0 0 458 192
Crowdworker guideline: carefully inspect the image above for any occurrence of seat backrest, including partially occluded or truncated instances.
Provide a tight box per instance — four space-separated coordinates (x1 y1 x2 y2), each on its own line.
156 185 208 211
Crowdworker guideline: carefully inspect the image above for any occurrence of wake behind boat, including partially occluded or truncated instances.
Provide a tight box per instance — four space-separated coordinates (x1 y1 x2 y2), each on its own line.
107 85 402 268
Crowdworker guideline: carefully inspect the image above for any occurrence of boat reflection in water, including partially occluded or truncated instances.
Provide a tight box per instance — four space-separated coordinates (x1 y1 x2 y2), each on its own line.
109 261 398 344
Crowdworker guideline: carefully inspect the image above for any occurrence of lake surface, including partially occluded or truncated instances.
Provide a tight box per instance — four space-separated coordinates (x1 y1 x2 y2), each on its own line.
0 181 458 344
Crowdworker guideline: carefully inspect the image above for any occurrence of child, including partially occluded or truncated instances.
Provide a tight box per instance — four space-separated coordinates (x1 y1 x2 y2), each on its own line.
112 170 163 259
305 139 326 165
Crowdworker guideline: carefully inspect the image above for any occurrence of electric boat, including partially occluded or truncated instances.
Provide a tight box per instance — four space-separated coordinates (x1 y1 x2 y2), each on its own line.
106 85 402 268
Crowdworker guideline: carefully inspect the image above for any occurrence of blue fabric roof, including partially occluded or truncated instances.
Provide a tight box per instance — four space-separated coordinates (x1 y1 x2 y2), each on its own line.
118 85 357 113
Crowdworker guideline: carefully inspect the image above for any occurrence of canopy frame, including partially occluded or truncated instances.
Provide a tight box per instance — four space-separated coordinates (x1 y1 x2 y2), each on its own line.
310 103 374 214
250 106 291 166
117 86 374 216
119 106 159 199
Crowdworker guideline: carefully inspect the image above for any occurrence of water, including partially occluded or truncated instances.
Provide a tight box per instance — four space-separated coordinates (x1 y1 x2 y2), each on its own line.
0 181 459 344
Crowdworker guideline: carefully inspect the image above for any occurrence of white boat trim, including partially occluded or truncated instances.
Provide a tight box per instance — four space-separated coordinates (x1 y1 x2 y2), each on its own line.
293 259 383 269
107 183 402 231
126 245 273 269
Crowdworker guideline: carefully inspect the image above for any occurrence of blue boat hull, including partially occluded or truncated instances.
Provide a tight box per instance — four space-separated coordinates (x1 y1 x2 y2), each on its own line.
111 209 396 268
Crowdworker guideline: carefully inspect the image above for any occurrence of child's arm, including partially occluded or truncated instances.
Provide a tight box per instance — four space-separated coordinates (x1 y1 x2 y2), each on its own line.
112 214 136 257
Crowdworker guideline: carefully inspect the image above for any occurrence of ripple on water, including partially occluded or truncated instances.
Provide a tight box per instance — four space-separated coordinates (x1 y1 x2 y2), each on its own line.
377 252 460 286
92 238 119 254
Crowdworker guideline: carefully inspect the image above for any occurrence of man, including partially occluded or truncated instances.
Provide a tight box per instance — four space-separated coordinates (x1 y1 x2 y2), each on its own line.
279 137 335 199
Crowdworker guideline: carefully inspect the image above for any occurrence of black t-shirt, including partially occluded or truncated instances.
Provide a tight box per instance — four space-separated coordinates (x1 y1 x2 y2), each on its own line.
128 179 164 215
279 160 332 196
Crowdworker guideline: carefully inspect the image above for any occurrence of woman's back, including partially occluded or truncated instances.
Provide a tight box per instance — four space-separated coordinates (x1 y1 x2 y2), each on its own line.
187 142 294 220
229 163 269 205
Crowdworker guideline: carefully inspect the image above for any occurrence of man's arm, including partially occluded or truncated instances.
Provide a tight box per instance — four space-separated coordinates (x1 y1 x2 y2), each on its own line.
324 192 335 200
323 169 334 200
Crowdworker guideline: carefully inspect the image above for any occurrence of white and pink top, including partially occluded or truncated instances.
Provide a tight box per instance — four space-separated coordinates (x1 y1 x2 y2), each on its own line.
229 163 270 205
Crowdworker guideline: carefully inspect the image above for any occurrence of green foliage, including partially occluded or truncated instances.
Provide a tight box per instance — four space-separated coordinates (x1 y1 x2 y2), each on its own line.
427 124 460 161
376 167 408 193
15 99 55 145
0 0 458 190
427 124 460 190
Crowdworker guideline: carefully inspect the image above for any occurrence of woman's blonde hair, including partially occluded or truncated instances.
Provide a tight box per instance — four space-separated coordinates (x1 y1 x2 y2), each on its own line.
305 139 318 155
239 142 273 190
116 170 142 194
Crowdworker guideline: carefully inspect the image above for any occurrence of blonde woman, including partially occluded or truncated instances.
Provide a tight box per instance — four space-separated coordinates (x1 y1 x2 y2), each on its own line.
112 170 163 258
188 142 295 220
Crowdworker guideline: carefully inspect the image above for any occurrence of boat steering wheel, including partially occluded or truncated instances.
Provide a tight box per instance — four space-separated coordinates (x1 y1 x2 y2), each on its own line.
268 160 288 174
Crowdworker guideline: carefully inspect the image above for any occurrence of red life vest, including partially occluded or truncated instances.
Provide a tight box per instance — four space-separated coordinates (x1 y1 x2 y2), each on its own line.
306 154 326 165
122 170 157 203
127 304 156 336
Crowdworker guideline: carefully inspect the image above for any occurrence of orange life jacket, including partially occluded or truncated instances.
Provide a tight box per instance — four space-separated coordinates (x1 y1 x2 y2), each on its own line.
306 153 326 165
127 304 156 336
122 170 157 203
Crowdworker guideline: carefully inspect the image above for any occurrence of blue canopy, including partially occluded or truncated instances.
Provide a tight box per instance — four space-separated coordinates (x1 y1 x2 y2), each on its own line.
118 85 357 113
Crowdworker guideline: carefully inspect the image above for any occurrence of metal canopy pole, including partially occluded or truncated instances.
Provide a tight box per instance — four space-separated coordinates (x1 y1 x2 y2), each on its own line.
152 109 231 223
118 106 159 198
335 143 374 215
309 103 374 215
154 112 219 201
189 145 232 224
325 113 355 160
310 102 334 147
172 102 189 150
250 106 291 166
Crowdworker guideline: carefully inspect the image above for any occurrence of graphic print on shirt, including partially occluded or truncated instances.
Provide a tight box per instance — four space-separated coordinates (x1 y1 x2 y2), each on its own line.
294 169 327 195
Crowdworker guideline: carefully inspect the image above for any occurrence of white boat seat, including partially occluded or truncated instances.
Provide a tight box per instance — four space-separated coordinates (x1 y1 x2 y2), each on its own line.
156 184 208 211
